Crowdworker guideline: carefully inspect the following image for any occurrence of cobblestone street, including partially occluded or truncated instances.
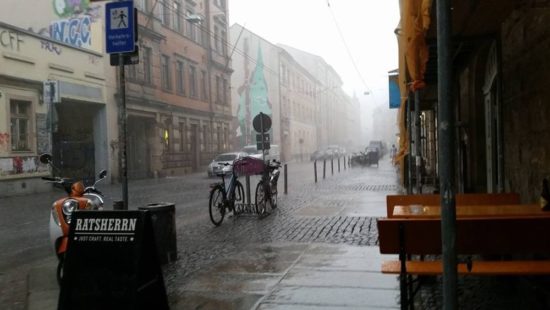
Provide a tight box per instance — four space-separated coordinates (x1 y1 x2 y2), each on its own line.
1 157 402 309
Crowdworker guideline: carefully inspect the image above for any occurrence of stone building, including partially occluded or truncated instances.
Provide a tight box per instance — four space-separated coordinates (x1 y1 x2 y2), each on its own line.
229 24 321 162
0 21 107 196
397 0 550 201
280 45 361 152
125 0 233 178
0 0 233 183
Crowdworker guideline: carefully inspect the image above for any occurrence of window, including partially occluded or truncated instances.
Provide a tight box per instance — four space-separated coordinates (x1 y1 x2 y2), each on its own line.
176 60 185 95
215 75 221 103
214 25 220 52
223 127 228 150
173 1 183 33
201 70 208 100
127 63 136 80
185 10 195 40
221 30 227 56
161 54 171 90
136 0 147 11
160 0 170 26
10 99 31 152
217 126 222 151
143 46 152 84
222 78 228 105
202 124 209 152
189 65 197 97
180 122 187 152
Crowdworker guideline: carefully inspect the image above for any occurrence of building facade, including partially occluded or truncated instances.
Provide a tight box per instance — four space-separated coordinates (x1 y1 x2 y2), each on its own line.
230 24 322 162
124 0 233 178
281 45 361 152
0 21 107 196
0 0 233 193
397 1 550 201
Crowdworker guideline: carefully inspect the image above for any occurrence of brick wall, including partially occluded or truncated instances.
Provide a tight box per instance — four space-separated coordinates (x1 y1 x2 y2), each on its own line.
501 8 550 201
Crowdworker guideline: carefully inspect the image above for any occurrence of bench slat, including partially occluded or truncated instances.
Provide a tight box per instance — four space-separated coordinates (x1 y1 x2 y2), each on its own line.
377 217 550 255
386 193 520 217
382 260 550 276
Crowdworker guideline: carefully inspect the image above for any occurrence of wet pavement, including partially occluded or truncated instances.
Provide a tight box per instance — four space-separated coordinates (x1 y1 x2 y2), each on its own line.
7 156 550 309
13 157 404 309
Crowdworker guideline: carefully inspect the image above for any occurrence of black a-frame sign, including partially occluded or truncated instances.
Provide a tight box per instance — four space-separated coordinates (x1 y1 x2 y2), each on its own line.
58 210 169 310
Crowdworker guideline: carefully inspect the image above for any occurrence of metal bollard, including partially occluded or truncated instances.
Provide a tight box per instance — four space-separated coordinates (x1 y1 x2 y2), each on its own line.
284 164 288 194
331 158 334 175
323 159 326 179
314 160 318 183
338 157 341 172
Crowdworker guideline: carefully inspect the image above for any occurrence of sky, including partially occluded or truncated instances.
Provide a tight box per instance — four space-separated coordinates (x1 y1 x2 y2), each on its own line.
228 0 400 106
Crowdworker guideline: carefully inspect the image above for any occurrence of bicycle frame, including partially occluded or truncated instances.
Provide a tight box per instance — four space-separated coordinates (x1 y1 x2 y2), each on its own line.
214 165 239 204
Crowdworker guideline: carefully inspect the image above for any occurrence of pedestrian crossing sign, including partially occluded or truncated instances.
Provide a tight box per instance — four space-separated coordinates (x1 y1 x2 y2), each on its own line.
105 1 135 54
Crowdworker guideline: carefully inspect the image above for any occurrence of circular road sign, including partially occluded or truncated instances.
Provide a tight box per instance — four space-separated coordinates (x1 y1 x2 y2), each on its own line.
253 113 272 133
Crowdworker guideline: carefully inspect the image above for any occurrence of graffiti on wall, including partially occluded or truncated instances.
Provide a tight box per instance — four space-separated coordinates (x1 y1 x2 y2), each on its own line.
0 29 24 51
36 114 51 154
0 133 9 152
53 0 100 19
235 45 273 147
41 40 63 55
0 156 48 177
24 0 101 48
50 15 92 48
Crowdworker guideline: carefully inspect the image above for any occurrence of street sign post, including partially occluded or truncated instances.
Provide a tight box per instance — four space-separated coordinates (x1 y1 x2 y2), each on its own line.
105 1 135 54
105 0 136 210
256 133 270 150
252 113 272 161
252 113 272 133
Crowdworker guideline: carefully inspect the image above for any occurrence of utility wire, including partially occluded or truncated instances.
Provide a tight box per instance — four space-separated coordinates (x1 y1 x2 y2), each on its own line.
139 2 282 79
326 0 373 95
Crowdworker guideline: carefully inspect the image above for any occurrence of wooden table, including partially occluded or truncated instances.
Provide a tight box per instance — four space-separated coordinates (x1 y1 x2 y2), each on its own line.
392 203 550 218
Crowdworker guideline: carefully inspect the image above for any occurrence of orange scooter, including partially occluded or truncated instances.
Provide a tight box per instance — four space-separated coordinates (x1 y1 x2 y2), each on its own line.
39 153 106 285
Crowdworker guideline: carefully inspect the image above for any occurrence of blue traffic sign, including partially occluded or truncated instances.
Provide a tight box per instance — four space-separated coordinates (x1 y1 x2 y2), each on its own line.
105 1 134 54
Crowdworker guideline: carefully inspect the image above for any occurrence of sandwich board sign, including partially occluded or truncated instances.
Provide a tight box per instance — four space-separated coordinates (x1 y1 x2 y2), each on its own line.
58 210 169 310
105 1 135 54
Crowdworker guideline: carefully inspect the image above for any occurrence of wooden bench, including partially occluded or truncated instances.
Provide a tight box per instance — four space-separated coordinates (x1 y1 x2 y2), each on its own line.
377 216 550 309
386 193 520 217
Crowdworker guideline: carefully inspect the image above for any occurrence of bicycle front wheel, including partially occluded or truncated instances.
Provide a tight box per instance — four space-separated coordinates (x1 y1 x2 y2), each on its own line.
233 180 245 211
255 181 269 215
209 186 225 226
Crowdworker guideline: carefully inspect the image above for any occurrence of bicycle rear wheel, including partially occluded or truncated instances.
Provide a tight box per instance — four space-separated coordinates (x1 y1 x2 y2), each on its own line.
255 181 270 215
209 186 225 226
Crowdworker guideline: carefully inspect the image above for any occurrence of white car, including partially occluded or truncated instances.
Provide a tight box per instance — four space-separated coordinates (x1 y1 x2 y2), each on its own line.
207 152 247 177
241 144 280 162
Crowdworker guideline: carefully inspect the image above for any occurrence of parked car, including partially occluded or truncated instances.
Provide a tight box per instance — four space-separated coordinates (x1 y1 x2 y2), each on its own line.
241 144 280 162
207 152 248 177
310 150 325 161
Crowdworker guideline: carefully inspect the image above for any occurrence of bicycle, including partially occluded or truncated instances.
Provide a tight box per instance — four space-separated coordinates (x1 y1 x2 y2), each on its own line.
208 161 245 226
255 159 281 215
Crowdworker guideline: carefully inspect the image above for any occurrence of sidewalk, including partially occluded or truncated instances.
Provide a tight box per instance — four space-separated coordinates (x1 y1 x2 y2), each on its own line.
26 157 401 309
171 243 400 309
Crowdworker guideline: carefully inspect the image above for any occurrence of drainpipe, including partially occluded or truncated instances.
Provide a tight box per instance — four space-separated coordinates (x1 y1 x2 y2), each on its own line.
415 90 422 194
407 92 413 195
437 0 457 309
